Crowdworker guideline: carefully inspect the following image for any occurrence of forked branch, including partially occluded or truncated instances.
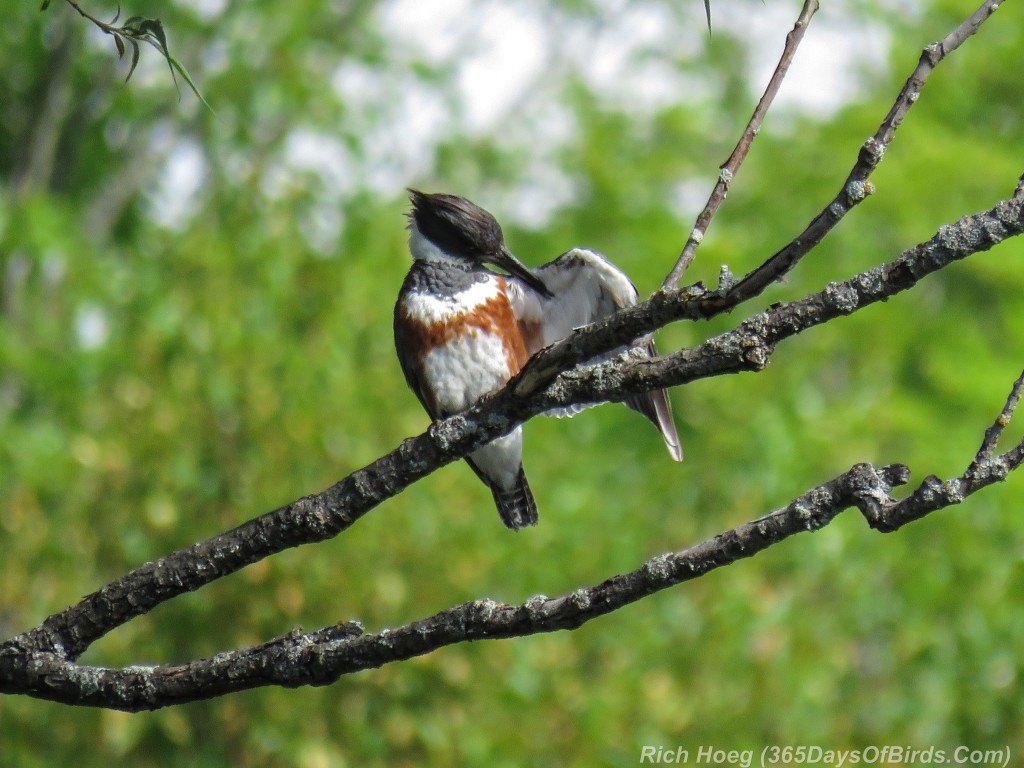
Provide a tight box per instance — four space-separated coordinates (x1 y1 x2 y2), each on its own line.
663 0 1002 301
721 0 1003 306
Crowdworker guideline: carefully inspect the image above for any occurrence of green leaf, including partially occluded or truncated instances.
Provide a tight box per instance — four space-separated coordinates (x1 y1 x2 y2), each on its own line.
141 20 182 99
167 52 215 113
139 18 169 54
119 17 181 98
124 38 141 83
40 0 51 10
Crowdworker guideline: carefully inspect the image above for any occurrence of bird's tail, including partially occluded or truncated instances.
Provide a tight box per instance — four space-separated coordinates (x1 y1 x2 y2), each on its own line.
491 468 539 530
623 338 683 462
626 387 684 462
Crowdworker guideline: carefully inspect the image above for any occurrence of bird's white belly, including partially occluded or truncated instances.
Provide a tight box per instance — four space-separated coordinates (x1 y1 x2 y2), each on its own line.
470 431 523 490
421 330 512 414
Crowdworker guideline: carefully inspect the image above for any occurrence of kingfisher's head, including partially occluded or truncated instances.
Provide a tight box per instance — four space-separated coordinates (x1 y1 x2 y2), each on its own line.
407 190 551 297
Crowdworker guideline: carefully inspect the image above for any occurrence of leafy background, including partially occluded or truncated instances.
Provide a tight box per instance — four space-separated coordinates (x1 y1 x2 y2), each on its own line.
2 0 1024 765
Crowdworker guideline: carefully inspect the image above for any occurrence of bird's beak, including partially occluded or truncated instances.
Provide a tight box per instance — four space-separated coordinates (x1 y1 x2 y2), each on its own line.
493 246 553 298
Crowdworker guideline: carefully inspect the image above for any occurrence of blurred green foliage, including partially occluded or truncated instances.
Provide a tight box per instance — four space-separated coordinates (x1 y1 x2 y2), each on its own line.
2 0 1024 765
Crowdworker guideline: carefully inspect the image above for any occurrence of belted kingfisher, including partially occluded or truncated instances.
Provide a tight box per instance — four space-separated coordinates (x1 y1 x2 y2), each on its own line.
394 190 682 530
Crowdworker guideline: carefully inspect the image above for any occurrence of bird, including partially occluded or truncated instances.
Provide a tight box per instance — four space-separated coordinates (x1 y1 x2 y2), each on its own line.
394 190 682 530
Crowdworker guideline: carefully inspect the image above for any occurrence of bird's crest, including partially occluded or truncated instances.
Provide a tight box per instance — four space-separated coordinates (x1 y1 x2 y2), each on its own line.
408 189 505 259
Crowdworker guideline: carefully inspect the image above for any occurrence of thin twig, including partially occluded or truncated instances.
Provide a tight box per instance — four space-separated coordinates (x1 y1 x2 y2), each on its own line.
662 0 819 290
61 0 114 31
721 0 1002 306
866 384 1024 534
55 0 212 109
973 370 1024 464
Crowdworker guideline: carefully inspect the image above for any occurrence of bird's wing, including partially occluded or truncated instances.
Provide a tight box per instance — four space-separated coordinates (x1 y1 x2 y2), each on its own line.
508 247 638 417
506 248 683 461
533 248 639 351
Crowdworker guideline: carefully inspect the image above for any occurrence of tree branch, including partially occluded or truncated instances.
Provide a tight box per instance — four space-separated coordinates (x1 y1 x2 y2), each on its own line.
7 365 1024 712
515 189 1024 404
512 0 1004 399
3 188 1022 703
48 0 211 108
663 0 1001 299
661 0 820 289
722 0 1002 305
0 462 910 709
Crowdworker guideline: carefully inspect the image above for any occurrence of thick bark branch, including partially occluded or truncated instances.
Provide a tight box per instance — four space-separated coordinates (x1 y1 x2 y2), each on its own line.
517 192 1024 407
0 463 910 709
3 189 1022 698
7 386 1024 712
